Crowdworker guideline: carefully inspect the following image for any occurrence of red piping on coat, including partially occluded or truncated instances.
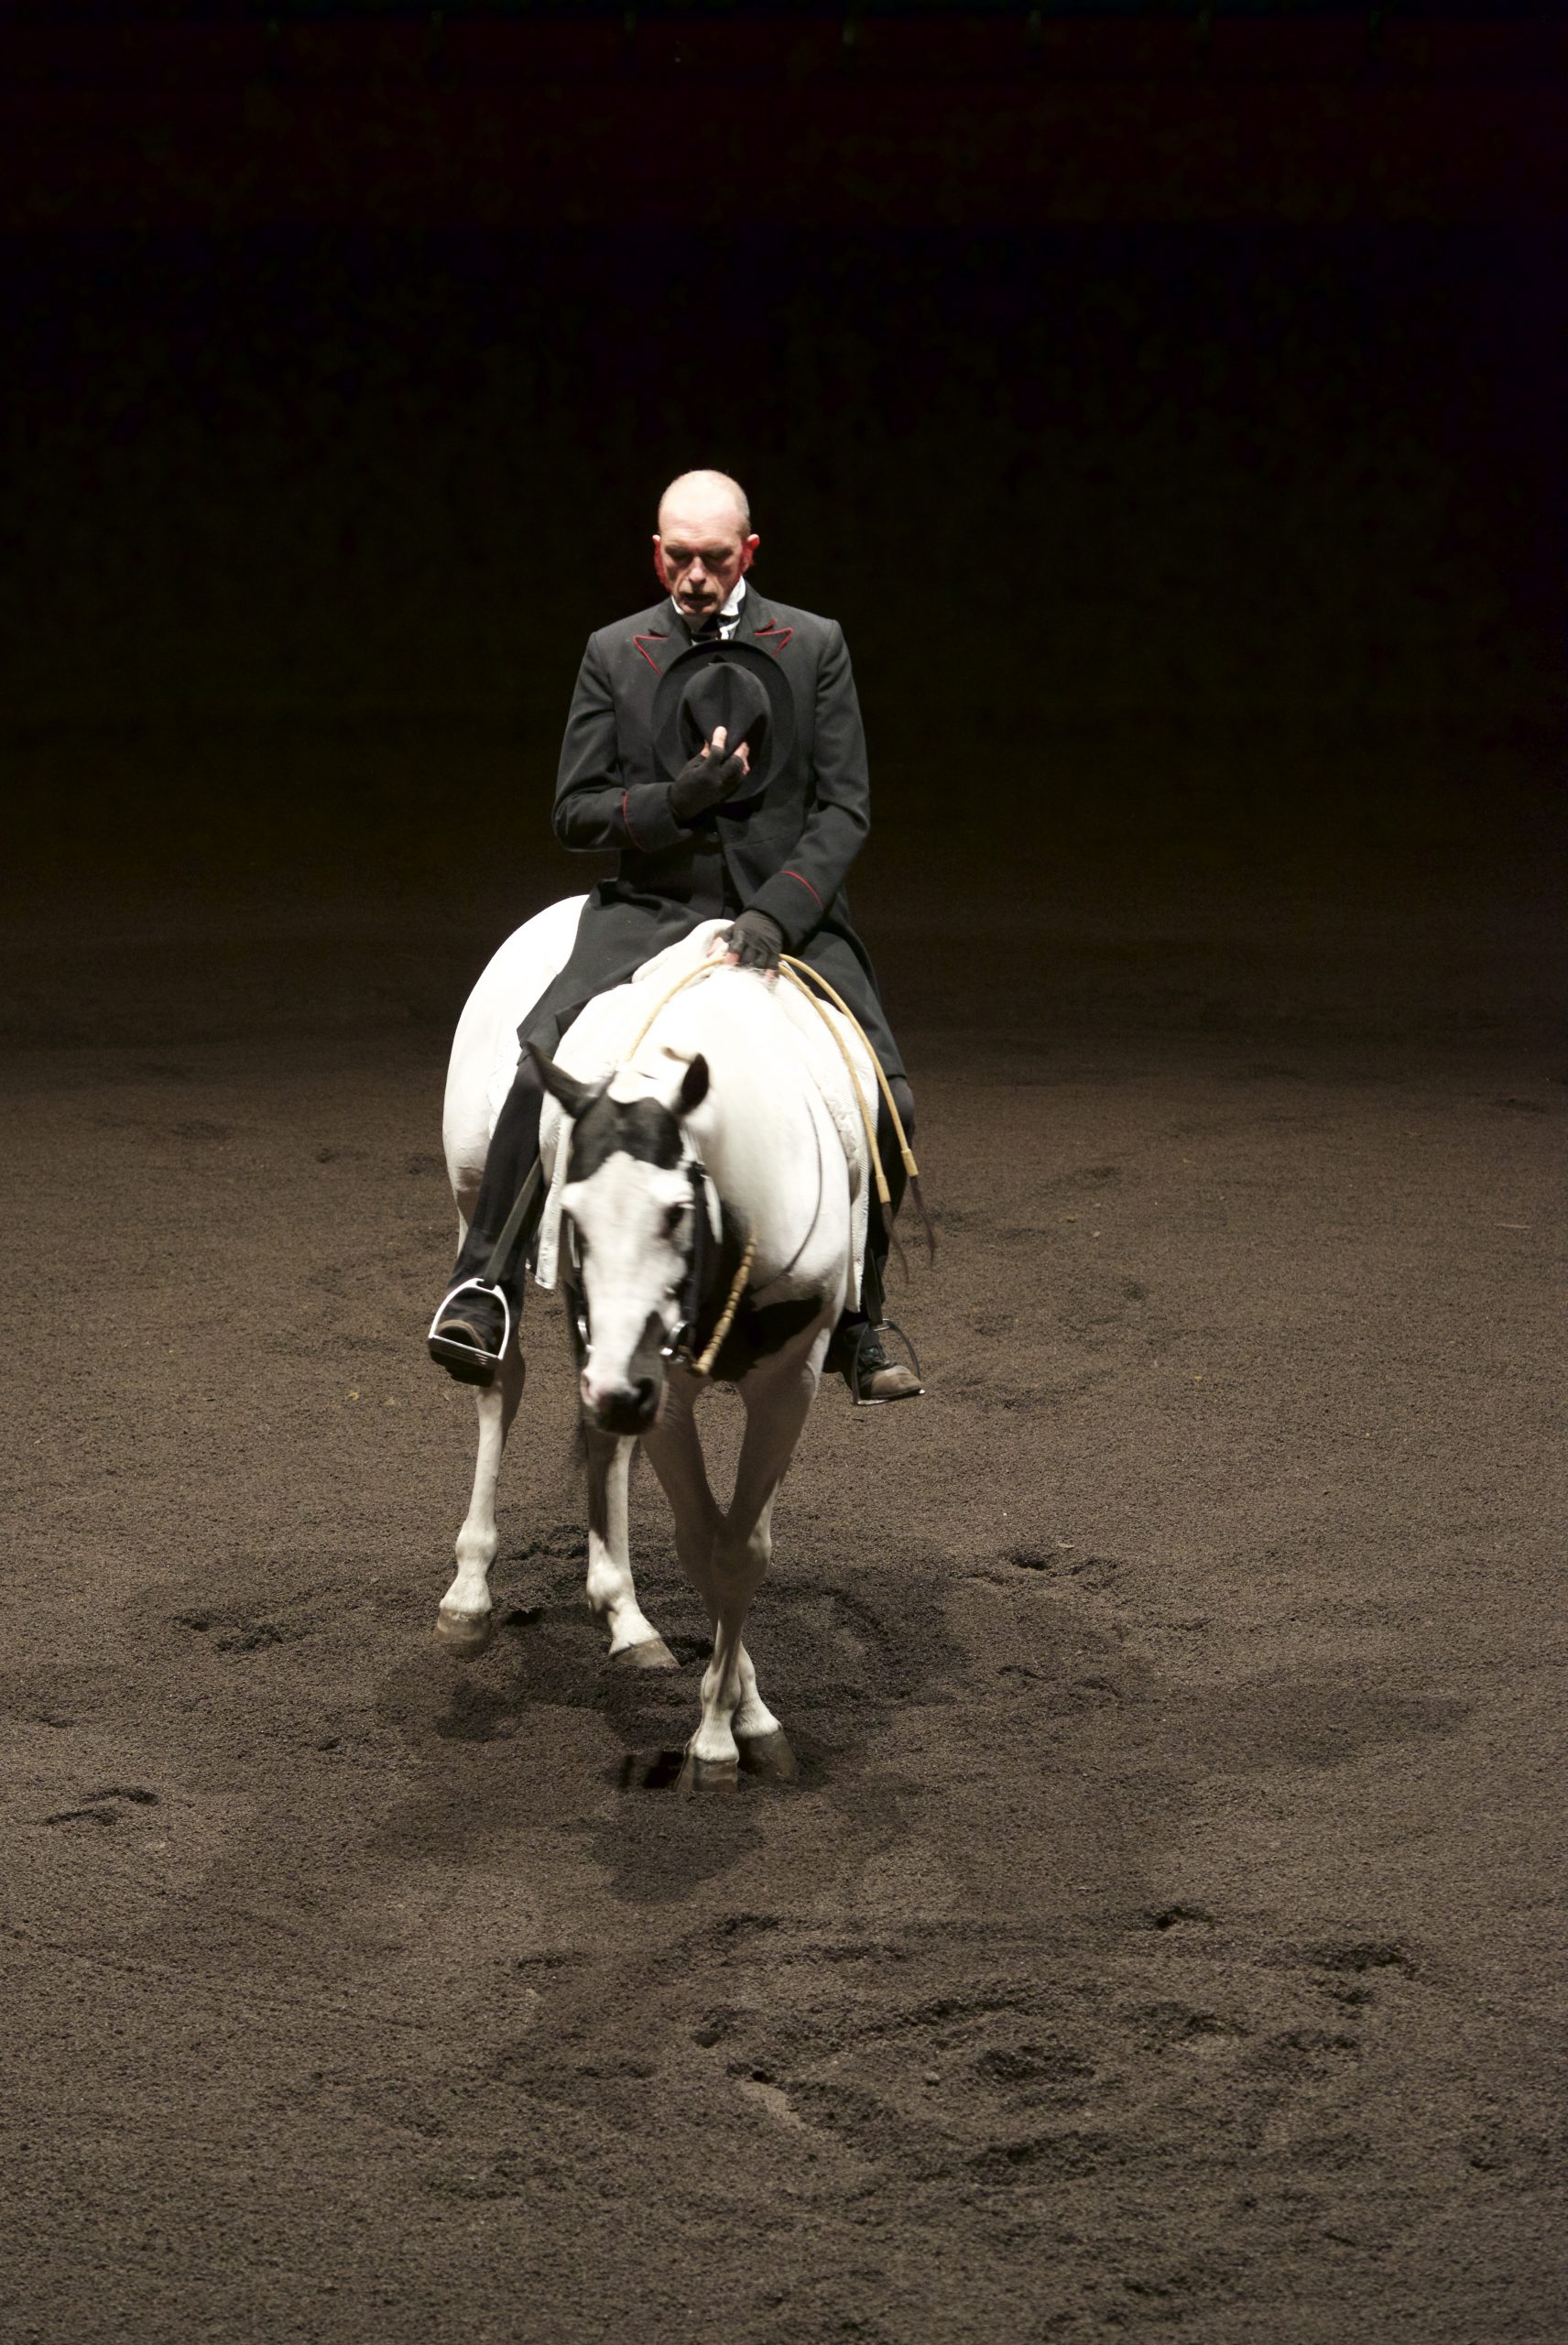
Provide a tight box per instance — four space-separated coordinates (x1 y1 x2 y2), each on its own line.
621 791 647 850
781 868 822 907
633 634 667 673
753 622 794 654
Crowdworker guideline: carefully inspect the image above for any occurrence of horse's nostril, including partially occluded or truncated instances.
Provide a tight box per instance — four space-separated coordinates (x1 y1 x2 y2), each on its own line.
588 1375 662 1435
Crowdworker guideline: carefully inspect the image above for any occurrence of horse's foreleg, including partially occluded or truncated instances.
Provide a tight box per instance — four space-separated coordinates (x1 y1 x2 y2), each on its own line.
641 1372 722 1620
688 1358 816 1769
583 1424 677 1668
436 1344 525 1655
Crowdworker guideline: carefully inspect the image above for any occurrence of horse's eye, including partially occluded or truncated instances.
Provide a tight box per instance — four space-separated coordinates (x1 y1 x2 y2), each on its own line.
664 1202 685 1238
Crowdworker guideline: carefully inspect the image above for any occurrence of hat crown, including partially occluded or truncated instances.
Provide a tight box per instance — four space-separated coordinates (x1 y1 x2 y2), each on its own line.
676 662 773 763
650 636 796 803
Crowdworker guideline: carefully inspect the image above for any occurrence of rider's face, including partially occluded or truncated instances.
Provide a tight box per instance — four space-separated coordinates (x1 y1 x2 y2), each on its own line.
653 494 759 626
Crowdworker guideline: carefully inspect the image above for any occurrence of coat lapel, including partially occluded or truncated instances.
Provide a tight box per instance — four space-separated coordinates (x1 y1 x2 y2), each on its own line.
743 586 795 660
631 584 785 679
630 596 681 677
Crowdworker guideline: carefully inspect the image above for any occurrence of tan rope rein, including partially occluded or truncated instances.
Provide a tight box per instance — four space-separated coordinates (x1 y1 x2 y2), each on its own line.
622 953 919 1215
691 1228 757 1378
616 952 920 1369
780 954 920 1203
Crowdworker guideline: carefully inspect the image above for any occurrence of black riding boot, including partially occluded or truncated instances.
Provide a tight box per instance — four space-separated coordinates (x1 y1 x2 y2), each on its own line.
830 1078 923 1403
428 1055 548 1386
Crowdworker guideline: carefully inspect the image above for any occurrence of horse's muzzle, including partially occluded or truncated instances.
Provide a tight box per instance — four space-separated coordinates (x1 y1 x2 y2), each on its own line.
582 1370 663 1436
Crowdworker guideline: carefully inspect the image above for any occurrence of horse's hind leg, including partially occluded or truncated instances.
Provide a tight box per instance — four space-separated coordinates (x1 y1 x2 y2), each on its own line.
436 1344 525 1655
583 1425 677 1668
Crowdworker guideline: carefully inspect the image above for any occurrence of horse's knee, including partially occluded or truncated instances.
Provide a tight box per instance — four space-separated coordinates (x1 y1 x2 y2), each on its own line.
711 1531 769 1592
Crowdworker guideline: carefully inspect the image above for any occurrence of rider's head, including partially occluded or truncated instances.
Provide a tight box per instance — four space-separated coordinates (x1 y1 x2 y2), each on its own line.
653 471 759 626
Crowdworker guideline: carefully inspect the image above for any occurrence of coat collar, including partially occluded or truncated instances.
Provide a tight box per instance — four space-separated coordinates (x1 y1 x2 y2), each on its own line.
666 576 757 642
631 581 785 674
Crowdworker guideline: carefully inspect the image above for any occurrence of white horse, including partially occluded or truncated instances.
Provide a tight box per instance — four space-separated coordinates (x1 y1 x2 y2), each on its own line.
433 900 875 1773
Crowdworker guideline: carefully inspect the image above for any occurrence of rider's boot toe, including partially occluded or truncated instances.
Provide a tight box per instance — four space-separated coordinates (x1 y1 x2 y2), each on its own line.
837 1322 924 1406
428 1288 509 1388
859 1355 923 1403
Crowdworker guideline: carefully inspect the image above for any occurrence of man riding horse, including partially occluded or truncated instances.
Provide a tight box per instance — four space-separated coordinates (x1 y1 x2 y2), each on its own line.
428 467 921 1405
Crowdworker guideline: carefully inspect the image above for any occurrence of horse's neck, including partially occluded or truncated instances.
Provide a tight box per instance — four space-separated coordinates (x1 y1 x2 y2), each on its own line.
677 994 837 1288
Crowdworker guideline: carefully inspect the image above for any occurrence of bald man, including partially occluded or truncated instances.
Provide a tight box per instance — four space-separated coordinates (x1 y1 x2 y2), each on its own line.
429 470 920 1404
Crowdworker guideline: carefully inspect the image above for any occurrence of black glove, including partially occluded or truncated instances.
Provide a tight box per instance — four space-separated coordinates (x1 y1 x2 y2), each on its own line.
724 909 783 973
669 733 751 821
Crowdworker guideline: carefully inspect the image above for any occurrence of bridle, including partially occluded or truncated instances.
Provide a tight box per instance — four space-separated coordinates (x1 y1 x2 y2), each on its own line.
565 1154 755 1382
664 1157 715 1369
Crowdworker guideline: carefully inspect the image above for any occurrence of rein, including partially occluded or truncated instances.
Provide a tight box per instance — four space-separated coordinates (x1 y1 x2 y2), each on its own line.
661 1157 757 1380
684 1212 757 1379
622 952 920 1211
572 945 905 1383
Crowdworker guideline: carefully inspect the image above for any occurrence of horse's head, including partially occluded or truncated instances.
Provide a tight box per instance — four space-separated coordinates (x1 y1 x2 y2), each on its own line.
534 1044 712 1435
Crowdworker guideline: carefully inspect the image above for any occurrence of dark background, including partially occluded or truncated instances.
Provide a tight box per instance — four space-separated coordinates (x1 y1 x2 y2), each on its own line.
4 5 1563 1025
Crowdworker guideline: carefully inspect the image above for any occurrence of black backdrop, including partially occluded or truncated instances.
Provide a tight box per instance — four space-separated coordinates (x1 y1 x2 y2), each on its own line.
3 27 1563 931
7 227 1563 897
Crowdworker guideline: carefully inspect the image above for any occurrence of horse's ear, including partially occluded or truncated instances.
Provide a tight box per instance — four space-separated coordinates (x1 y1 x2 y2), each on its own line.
678 1053 710 1117
528 1042 599 1122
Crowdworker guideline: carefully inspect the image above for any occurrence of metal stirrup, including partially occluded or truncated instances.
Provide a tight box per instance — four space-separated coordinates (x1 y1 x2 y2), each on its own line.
429 1154 545 1378
847 1318 923 1408
427 1277 513 1376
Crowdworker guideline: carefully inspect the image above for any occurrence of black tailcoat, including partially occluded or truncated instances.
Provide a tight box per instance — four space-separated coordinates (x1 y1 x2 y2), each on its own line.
520 587 904 1081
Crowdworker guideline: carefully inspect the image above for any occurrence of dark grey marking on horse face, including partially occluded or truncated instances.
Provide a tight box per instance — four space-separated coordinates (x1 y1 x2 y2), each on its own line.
566 1094 684 1183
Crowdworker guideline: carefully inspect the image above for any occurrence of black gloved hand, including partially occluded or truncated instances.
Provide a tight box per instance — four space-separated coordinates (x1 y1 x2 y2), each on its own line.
723 909 784 973
669 726 751 821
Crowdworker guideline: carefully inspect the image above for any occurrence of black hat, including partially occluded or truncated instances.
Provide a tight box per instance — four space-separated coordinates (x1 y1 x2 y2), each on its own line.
651 638 796 802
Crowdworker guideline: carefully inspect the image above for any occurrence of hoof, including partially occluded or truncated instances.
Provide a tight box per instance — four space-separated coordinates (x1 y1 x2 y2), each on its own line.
737 1728 799 1783
677 1753 741 1797
434 1607 494 1657
610 1633 680 1672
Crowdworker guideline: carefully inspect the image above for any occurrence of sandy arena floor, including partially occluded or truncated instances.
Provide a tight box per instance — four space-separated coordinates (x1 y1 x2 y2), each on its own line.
2 850 1563 2342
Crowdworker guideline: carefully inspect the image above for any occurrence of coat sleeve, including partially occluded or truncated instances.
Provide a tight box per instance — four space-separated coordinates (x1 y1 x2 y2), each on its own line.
552 633 687 856
743 622 871 951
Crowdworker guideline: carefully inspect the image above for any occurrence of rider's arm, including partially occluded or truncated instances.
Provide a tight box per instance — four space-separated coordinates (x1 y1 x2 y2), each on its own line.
552 635 690 856
740 621 870 950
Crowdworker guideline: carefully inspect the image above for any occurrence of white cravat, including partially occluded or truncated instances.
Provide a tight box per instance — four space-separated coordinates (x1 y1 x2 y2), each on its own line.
716 577 747 639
